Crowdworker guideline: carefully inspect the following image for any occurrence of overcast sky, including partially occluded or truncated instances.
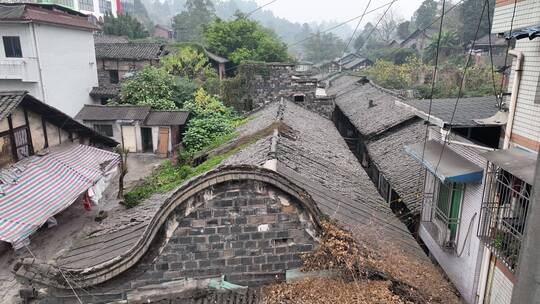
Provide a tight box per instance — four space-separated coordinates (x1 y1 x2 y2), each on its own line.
252 0 424 25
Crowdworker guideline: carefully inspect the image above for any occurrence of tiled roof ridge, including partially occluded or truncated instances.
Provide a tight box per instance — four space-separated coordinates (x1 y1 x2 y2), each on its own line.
267 98 286 161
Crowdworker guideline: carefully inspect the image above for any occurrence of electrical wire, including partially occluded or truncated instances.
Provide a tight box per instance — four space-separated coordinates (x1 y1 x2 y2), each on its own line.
340 0 373 57
245 0 278 17
417 0 447 200
496 0 519 106
433 0 489 175
361 0 398 46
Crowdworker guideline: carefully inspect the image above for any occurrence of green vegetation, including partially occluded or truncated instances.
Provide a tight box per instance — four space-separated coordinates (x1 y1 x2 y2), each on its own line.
302 31 346 63
160 46 218 83
103 13 149 39
365 57 501 99
203 13 290 64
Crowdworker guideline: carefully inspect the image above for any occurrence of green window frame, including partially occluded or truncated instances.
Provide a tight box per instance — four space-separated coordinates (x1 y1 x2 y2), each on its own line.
435 182 464 242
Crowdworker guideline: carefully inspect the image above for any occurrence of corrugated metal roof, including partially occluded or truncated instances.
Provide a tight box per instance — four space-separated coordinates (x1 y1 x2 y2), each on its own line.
75 104 151 121
145 110 189 126
95 43 164 60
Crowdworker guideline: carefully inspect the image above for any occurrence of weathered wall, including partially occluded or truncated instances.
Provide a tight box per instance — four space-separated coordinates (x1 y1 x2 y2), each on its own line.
224 63 331 117
97 58 157 86
131 179 317 288
41 178 319 303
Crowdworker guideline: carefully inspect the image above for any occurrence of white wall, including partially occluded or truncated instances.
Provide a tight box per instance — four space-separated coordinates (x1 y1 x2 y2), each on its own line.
419 129 488 304
34 23 98 116
0 22 98 116
488 266 514 304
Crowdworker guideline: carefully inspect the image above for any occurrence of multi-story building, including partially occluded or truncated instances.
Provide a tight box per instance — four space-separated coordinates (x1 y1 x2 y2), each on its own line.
0 3 99 116
1 0 134 18
473 0 540 303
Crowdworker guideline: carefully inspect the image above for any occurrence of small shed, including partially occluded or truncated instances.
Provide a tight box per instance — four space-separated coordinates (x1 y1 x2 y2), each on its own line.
75 105 189 157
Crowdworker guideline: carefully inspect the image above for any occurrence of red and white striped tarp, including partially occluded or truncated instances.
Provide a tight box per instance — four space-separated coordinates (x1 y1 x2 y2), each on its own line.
0 144 120 247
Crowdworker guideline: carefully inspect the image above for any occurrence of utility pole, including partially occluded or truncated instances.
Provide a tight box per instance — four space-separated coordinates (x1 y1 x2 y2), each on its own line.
511 151 540 303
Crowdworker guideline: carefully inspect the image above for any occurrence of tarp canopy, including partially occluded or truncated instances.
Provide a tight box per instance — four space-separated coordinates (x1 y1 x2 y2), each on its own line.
405 140 483 183
0 144 119 248
482 148 537 185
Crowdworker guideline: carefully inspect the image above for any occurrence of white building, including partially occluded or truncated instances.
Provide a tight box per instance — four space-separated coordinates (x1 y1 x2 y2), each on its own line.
0 0 134 19
0 3 99 116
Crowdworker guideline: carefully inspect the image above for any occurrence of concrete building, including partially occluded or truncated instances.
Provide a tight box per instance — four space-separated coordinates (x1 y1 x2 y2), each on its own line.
1 0 134 18
75 104 189 156
398 95 502 304
153 24 173 40
0 3 99 116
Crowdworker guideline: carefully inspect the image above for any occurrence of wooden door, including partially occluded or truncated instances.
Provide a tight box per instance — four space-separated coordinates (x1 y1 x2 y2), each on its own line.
122 126 137 152
157 127 169 157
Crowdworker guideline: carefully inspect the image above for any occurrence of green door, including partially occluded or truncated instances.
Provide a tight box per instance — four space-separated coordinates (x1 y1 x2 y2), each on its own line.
448 183 464 240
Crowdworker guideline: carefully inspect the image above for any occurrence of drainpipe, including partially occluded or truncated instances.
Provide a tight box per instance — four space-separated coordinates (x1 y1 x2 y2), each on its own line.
31 23 47 102
503 50 523 149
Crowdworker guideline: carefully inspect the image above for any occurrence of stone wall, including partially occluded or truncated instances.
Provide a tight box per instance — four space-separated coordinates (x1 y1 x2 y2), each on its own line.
142 179 317 287
225 62 332 118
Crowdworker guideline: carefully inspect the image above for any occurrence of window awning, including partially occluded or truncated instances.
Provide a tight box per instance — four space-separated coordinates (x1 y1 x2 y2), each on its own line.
405 140 484 183
482 148 537 185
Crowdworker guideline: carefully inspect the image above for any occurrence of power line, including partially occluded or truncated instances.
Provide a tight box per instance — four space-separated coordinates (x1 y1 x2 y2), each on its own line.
289 0 396 48
432 0 490 175
362 0 398 46
341 0 373 57
496 0 518 107
245 0 278 17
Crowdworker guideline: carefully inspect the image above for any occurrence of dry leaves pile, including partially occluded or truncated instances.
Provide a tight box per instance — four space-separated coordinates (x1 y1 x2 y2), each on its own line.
261 221 461 304
262 278 413 304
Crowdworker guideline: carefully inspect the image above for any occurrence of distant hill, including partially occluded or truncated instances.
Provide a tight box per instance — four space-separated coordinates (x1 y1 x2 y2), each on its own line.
139 0 352 55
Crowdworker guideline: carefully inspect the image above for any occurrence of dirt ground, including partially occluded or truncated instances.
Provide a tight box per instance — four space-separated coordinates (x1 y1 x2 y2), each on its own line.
0 154 162 304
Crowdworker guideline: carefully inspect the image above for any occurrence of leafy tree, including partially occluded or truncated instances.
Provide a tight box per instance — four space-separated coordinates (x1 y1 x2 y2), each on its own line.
397 21 412 40
182 88 235 152
413 0 438 30
172 0 215 42
103 13 149 39
459 0 495 43
424 31 460 62
302 31 346 63
160 46 218 83
118 66 195 109
203 13 289 64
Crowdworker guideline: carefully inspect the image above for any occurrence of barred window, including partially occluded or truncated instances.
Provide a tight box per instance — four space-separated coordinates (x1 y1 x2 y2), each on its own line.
78 0 94 11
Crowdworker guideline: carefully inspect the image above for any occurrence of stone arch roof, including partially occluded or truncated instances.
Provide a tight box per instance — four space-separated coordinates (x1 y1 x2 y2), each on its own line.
14 165 324 289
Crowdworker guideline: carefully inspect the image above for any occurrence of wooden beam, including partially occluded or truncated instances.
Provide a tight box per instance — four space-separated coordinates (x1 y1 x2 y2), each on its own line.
41 116 49 148
7 115 18 162
23 108 34 156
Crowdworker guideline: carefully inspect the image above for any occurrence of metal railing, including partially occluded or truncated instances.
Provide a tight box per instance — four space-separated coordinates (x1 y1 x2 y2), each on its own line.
421 189 460 251
479 165 531 272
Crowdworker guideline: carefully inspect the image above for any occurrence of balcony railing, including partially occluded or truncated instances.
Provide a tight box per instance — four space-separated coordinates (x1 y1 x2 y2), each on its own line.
478 166 531 272
0 58 39 82
421 192 460 252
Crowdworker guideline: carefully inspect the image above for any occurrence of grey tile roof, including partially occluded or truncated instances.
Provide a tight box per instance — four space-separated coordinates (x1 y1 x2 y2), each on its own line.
399 95 500 127
94 34 129 44
366 120 426 210
75 104 151 121
224 101 424 255
89 86 120 98
95 43 164 60
0 91 25 121
145 110 189 126
342 57 372 69
331 75 415 137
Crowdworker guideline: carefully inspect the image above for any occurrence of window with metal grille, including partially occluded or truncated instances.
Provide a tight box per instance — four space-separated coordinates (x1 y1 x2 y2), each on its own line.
3 36 22 58
78 0 94 11
421 174 463 251
99 0 112 13
94 124 113 137
479 166 531 272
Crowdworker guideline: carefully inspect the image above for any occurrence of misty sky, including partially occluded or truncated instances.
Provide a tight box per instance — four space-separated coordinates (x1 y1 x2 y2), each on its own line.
252 0 424 25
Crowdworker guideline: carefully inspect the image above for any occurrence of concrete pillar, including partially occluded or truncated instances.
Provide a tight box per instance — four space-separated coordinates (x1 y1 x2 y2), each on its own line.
511 152 540 303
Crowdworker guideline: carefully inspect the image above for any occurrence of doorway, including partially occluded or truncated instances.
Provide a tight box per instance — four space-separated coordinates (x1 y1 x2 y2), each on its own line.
157 127 169 157
141 127 153 153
